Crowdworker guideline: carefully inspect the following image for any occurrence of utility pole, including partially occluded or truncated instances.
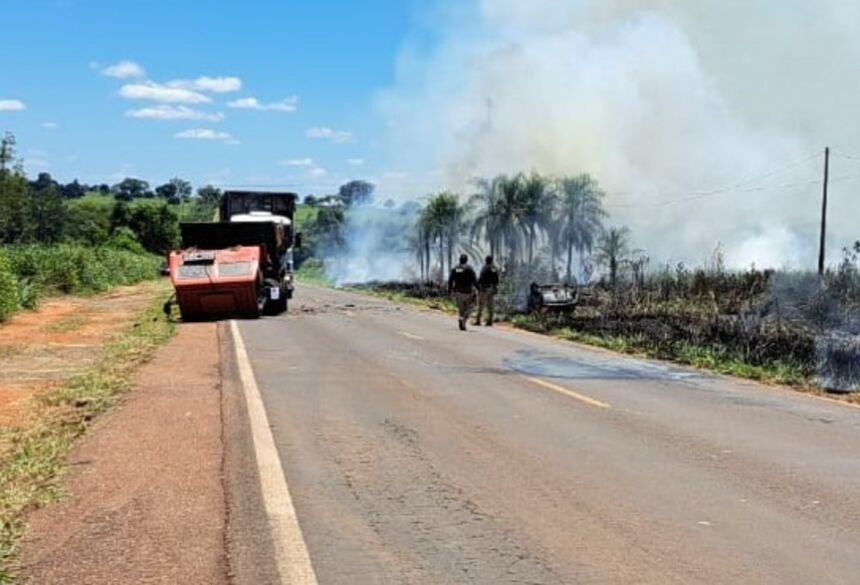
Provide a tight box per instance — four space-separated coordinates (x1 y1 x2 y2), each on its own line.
818 146 830 276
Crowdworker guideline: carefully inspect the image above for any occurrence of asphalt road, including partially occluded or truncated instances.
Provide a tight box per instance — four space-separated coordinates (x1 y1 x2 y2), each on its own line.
231 284 860 584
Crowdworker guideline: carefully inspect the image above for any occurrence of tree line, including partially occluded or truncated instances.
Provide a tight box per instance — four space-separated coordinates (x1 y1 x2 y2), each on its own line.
0 132 221 254
414 172 635 285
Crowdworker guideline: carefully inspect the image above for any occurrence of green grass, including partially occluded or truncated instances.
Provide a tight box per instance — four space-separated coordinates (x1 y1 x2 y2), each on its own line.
0 244 162 322
0 294 175 583
294 204 319 229
295 258 332 286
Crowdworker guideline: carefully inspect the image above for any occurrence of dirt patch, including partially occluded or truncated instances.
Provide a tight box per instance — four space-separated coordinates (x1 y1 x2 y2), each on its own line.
17 323 227 584
0 281 165 427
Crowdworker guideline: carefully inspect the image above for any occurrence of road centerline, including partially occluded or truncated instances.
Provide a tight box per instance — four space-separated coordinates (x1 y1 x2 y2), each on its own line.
398 331 425 341
230 321 319 585
524 376 611 409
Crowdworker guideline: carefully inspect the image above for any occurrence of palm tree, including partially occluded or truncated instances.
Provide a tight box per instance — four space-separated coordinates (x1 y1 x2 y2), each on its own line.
469 174 526 267
469 176 504 260
556 174 607 282
420 192 469 282
520 172 556 264
594 226 632 290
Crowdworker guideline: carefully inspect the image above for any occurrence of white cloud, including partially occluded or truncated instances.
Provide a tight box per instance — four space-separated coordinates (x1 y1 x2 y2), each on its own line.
42 122 58 129
174 128 233 141
0 99 26 112
280 158 315 167
126 105 224 122
120 82 211 104
309 167 328 177
306 126 354 143
228 96 298 112
347 158 365 166
168 76 242 93
102 60 145 79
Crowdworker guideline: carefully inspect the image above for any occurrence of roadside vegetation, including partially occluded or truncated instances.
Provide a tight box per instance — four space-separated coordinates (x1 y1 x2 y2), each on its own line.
0 293 175 582
0 131 220 322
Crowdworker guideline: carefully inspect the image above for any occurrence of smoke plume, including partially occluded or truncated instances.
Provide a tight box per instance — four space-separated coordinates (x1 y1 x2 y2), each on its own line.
376 0 860 268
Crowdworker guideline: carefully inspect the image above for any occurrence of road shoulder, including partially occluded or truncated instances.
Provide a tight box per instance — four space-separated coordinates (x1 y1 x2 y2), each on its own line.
18 323 228 584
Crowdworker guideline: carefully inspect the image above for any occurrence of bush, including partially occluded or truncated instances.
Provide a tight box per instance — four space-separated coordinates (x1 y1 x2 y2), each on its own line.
0 249 20 321
3 244 161 299
106 227 148 255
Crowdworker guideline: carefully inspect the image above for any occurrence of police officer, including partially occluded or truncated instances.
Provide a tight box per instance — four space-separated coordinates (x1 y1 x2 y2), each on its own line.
475 255 499 326
447 254 477 331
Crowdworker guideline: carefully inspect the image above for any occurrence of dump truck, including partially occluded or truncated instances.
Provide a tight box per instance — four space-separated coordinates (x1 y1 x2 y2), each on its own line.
167 190 301 321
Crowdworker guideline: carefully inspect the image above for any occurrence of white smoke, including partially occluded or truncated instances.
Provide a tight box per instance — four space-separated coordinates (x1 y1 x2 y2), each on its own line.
324 205 419 286
375 0 860 268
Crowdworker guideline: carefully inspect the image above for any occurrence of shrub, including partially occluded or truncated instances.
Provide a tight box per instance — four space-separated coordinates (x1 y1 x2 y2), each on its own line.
3 244 161 299
0 249 20 321
106 227 148 255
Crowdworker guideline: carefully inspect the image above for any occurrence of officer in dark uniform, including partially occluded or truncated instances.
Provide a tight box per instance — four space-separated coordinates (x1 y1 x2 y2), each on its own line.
475 255 499 326
447 254 477 331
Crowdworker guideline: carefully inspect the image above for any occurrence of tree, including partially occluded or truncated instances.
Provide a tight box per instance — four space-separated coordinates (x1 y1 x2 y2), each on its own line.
419 192 470 281
110 200 132 231
196 185 222 206
0 133 33 244
61 179 86 199
469 175 526 268
520 172 556 264
555 174 607 282
169 177 192 202
126 200 180 253
63 197 114 245
155 182 178 201
30 172 58 193
308 206 346 256
113 177 150 201
338 180 375 207
594 226 632 290
29 175 65 243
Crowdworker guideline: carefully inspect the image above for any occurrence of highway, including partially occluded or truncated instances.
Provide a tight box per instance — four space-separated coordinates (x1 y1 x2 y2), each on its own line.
224 284 860 584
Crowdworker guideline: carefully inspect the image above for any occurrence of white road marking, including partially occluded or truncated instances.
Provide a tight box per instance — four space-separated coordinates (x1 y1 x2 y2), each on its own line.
230 321 319 585
398 331 424 341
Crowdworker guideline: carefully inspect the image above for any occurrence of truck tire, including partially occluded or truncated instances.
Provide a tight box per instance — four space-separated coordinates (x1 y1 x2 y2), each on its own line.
263 279 288 315
265 295 287 315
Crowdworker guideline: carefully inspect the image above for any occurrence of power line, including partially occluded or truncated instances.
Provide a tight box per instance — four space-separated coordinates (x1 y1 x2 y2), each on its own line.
831 148 860 162
213 183 303 189
605 177 830 209
604 151 822 203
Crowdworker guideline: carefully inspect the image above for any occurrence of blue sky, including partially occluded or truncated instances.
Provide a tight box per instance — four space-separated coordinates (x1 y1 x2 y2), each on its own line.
0 0 433 196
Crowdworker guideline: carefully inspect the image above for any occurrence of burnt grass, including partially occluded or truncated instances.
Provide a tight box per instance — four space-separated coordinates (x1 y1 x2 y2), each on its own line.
354 264 860 391
560 311 813 370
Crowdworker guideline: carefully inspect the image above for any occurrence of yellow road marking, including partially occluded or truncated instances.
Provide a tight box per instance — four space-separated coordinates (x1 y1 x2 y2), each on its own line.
398 331 424 341
524 376 611 409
